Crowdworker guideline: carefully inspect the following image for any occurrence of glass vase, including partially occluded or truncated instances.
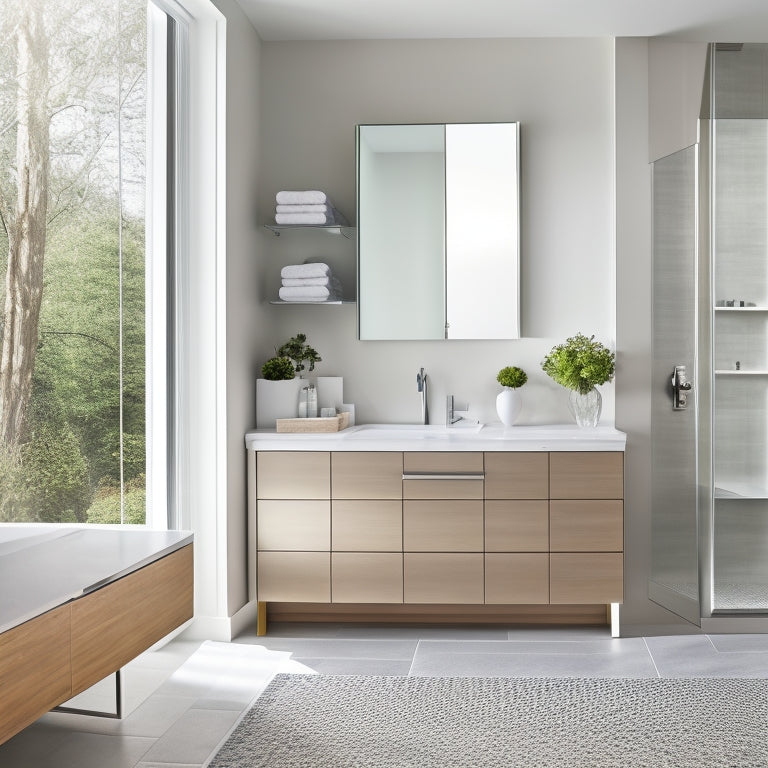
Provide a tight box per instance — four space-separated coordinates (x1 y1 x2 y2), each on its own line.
568 387 602 427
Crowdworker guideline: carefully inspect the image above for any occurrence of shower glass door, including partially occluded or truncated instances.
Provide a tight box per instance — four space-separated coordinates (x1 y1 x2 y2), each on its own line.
649 145 701 625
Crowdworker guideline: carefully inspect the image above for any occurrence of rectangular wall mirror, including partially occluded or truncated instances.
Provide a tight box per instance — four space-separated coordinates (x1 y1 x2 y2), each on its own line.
356 122 520 340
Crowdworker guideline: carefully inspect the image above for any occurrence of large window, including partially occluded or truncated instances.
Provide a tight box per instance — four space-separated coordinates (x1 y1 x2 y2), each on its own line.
0 0 176 526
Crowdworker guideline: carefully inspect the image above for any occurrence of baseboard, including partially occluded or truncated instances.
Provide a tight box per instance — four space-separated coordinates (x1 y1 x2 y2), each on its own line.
180 602 261 641
266 602 608 626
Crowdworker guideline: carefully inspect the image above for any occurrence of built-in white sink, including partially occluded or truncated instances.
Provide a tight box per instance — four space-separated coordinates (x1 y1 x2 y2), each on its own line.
344 423 484 440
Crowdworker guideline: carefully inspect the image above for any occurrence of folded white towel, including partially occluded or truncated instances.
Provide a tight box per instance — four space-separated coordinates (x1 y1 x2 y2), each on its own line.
276 190 332 205
282 276 342 289
281 263 331 279
275 212 336 225
279 285 339 301
276 203 334 214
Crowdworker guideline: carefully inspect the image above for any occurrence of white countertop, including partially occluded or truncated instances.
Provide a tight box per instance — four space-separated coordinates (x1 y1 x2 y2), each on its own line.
245 423 627 452
0 526 193 634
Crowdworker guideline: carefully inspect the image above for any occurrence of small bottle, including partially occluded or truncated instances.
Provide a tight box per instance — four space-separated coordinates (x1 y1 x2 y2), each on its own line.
298 386 309 418
307 385 318 418
736 361 741 371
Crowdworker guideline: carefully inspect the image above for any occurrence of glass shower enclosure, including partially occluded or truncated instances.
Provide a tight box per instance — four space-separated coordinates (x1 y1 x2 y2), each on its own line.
651 43 768 626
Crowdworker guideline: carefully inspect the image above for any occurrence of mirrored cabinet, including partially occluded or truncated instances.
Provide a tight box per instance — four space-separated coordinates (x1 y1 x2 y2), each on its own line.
356 123 520 340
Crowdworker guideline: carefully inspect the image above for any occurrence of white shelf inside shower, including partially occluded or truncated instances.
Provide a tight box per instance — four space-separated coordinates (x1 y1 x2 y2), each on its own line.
714 306 768 311
715 483 768 499
714 369 768 375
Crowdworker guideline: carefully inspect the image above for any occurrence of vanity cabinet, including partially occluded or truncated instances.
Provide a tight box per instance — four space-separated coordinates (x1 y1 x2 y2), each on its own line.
330 452 404 603
250 445 624 633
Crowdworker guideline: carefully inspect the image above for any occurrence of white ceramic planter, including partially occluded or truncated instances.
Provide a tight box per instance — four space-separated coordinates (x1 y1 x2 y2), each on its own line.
256 378 303 428
496 387 522 427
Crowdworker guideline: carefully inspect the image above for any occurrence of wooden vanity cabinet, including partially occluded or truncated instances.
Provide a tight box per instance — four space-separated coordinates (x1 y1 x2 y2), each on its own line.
255 452 332 602
252 447 624 626
330 453 404 603
484 452 549 604
549 452 624 604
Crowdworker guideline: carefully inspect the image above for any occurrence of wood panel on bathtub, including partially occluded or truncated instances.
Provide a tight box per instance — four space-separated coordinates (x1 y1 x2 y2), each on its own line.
0 604 72 745
70 544 194 696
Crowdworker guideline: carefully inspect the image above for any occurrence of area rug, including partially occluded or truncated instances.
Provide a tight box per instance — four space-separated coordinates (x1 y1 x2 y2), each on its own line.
207 674 768 767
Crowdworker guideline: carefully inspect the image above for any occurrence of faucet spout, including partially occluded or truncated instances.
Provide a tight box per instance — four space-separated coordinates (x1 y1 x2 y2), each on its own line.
416 368 429 425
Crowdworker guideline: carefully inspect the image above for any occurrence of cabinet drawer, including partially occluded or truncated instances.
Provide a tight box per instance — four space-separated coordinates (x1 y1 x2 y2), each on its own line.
403 500 483 551
550 553 623 603
332 500 402 551
71 546 194 696
404 554 484 603
258 500 330 551
0 605 71 745
549 452 623 499
332 452 403 499
257 552 330 602
403 452 483 473
485 500 549 552
403 478 483 500
550 500 623 552
485 554 549 604
332 553 403 603
257 452 330 499
484 453 549 499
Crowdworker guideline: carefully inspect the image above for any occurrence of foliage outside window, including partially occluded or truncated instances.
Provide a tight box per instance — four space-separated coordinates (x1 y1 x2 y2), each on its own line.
0 0 148 524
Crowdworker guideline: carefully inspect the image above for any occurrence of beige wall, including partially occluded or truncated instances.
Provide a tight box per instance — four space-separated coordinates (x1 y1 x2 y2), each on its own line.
259 38 616 428
214 32 708 630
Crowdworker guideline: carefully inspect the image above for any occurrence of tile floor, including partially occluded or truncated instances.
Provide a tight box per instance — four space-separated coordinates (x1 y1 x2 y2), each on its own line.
2 622 768 768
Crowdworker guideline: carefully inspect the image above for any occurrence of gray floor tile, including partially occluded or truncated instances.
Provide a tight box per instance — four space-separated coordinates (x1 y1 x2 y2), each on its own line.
645 635 768 677
245 622 342 638
238 636 418 659
45 732 155 768
416 637 647 655
140 708 240 765
708 633 768 653
136 763 202 768
333 625 510 640
0 721 71 766
409 648 658 678
506 625 614 641
293 657 414 675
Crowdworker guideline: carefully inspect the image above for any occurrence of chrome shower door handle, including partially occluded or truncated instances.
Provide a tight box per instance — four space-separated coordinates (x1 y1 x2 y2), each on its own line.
671 365 693 410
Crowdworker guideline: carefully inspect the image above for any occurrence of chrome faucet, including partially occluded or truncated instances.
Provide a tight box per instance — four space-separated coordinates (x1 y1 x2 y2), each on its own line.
446 394 462 426
416 368 428 424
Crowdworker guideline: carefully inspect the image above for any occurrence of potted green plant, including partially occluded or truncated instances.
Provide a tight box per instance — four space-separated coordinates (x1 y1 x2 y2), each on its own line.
541 333 615 427
276 333 321 377
496 366 527 427
256 332 322 428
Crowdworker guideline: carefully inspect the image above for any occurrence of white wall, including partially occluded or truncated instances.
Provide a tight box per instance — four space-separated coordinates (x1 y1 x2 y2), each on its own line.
259 39 616 428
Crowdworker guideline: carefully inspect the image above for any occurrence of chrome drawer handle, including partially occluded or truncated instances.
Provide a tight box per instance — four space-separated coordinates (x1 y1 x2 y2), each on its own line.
402 473 485 481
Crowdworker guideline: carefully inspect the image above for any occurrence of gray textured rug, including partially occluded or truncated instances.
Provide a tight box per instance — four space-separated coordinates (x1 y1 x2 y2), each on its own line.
208 674 768 767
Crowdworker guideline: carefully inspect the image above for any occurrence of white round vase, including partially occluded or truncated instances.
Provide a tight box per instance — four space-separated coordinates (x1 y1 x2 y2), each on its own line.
496 387 522 427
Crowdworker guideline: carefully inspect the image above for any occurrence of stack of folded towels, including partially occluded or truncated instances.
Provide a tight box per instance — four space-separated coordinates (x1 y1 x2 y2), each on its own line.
274 190 348 226
279 262 343 302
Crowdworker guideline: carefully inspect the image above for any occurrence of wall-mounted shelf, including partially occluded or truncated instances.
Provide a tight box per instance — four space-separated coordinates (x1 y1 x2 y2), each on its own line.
714 306 768 312
714 369 768 375
269 300 355 305
264 223 356 240
715 484 768 500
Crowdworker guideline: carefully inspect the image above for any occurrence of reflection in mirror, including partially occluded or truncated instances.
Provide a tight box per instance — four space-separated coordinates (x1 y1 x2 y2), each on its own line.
357 123 520 341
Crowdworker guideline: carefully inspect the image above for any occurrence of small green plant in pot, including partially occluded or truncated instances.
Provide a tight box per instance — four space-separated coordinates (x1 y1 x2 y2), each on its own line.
541 333 615 427
277 332 322 377
496 365 527 427
261 356 295 381
256 332 322 428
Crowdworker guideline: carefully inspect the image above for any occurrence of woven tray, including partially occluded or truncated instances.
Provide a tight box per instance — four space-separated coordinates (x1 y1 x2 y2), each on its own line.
276 411 350 433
